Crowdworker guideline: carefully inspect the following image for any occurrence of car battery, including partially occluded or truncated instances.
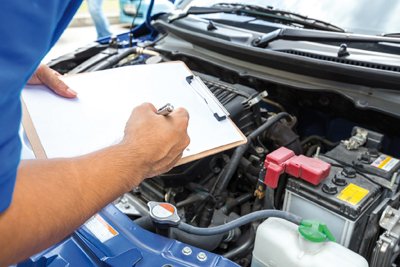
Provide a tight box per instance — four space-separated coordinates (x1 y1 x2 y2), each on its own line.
283 164 384 252
17 204 239 267
325 126 400 183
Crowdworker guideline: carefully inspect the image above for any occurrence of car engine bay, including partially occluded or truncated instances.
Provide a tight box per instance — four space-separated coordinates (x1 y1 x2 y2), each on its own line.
42 14 400 266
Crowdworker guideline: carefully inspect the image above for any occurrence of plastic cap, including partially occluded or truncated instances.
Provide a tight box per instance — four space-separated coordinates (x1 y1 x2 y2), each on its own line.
298 219 336 243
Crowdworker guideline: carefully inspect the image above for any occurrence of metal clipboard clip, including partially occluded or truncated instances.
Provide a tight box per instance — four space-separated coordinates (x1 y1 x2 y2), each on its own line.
186 75 230 122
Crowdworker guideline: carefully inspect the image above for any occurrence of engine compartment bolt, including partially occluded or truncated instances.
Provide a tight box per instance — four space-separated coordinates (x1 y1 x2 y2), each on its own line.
385 209 393 218
213 167 221 173
255 147 264 154
219 242 228 249
182 247 192 255
314 146 321 159
124 204 130 209
197 252 207 261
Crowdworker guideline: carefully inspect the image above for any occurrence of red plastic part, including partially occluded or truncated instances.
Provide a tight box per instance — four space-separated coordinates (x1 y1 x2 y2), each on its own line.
264 147 331 188
264 147 295 188
286 155 331 185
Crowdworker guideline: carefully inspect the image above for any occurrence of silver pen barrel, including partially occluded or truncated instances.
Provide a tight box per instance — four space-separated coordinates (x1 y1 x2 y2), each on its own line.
157 103 174 116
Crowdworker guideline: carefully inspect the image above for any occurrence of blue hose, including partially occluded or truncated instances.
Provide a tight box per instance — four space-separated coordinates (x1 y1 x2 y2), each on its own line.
177 210 302 236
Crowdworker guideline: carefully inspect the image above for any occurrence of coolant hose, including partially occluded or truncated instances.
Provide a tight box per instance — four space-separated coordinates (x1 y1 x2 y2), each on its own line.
214 112 291 195
220 193 254 215
169 228 224 251
177 210 302 236
222 224 256 259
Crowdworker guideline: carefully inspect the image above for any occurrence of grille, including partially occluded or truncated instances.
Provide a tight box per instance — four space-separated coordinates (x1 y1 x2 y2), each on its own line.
202 79 250 105
279 49 400 73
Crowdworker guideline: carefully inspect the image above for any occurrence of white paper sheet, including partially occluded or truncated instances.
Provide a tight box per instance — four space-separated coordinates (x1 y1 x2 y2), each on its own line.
21 62 244 159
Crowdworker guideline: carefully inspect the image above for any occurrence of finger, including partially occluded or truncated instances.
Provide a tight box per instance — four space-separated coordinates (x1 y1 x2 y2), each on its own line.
168 108 189 131
53 70 62 77
141 102 158 114
171 107 189 119
37 65 77 98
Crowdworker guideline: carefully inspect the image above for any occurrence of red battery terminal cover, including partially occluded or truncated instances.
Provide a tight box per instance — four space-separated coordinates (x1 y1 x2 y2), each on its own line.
264 147 331 188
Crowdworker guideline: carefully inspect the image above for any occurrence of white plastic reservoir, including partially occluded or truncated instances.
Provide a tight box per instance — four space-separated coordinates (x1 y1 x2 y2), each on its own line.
251 218 369 267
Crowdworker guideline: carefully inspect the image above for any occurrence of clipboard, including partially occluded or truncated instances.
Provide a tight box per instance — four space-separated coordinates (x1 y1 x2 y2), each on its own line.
21 61 247 166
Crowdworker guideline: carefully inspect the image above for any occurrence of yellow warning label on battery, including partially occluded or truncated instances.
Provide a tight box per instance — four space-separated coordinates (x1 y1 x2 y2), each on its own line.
337 183 369 206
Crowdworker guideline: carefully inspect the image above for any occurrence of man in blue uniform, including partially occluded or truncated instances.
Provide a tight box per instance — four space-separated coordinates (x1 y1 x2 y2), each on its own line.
0 2 190 266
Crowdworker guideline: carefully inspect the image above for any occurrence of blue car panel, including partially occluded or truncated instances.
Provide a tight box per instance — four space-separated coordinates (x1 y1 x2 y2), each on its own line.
18 204 239 267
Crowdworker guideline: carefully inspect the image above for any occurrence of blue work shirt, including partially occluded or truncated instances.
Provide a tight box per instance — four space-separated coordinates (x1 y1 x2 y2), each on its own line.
0 1 83 214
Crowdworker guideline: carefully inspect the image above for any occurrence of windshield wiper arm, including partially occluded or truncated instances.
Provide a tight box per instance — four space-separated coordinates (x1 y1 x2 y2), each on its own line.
168 6 236 22
169 4 344 33
214 3 345 32
381 33 400 38
253 28 400 48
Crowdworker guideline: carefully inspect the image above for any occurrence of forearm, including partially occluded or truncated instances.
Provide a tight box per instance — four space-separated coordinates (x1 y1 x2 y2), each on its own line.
0 144 141 266
0 102 189 266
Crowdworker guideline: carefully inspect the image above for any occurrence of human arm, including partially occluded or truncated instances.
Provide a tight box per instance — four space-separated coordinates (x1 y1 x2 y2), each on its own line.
0 103 190 266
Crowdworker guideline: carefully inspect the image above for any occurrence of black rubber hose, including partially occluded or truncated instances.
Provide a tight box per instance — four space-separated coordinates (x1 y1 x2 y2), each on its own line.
134 215 156 232
263 121 303 155
166 188 172 203
198 172 214 185
263 186 275 210
274 173 288 210
252 196 262 212
220 193 254 214
301 135 340 147
239 157 261 176
214 113 291 195
176 192 216 208
245 173 258 185
90 47 137 71
177 210 302 236
222 224 256 260
169 228 224 251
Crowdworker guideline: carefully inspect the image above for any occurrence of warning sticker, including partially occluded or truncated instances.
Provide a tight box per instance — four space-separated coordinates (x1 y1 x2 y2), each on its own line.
371 155 399 172
84 214 118 243
337 183 369 206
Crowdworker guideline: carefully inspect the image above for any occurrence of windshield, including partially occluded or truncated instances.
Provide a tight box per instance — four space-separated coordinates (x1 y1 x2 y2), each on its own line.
181 0 400 36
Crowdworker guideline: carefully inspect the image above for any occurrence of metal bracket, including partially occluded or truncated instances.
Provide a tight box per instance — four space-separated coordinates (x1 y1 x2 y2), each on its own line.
242 91 268 109
371 206 400 267
379 206 400 238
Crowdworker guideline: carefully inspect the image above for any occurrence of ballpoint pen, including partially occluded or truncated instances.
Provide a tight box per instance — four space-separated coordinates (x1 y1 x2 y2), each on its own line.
157 103 174 116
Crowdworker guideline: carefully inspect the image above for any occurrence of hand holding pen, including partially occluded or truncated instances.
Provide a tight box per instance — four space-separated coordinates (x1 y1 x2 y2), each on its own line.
122 102 190 178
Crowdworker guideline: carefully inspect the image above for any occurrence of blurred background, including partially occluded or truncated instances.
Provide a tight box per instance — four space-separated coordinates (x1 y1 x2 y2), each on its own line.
43 0 132 63
43 0 179 63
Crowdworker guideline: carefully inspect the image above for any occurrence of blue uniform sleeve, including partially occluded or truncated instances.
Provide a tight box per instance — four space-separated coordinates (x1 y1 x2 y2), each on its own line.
0 0 82 214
